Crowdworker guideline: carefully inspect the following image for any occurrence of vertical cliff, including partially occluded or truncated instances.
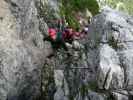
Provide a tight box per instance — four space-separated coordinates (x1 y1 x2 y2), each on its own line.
0 0 133 100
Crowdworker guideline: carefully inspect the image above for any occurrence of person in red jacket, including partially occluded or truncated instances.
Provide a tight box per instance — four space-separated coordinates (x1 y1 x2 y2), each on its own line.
48 28 57 40
48 27 85 42
48 27 68 50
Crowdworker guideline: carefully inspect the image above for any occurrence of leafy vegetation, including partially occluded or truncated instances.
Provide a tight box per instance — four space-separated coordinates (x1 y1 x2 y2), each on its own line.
59 0 99 29
38 0 99 29
99 0 133 15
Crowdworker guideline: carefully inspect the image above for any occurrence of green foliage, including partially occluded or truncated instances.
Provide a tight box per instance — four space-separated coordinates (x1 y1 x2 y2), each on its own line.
61 0 99 15
99 0 133 15
59 0 99 29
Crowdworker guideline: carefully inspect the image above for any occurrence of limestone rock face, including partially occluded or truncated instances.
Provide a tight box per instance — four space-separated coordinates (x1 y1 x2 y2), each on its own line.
1 0 133 99
98 44 124 89
50 7 133 100
0 0 48 100
89 7 133 99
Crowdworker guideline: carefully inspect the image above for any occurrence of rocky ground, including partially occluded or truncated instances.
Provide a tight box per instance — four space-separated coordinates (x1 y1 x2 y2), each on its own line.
0 0 133 100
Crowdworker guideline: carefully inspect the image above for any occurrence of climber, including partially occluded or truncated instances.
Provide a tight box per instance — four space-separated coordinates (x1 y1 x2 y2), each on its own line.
63 27 73 41
48 27 76 51
47 17 89 51
48 28 57 40
48 26 88 42
48 27 67 50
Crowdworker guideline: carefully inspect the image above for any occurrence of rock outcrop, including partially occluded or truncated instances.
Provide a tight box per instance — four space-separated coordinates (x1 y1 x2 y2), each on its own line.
0 0 133 100
0 0 48 100
89 7 133 99
46 7 133 100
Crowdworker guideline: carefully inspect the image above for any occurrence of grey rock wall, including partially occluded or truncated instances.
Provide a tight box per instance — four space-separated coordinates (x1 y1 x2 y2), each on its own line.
89 7 133 99
0 0 48 100
0 0 133 100
49 7 133 100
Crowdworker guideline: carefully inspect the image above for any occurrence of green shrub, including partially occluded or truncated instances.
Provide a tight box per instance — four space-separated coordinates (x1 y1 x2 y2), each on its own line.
59 0 99 29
